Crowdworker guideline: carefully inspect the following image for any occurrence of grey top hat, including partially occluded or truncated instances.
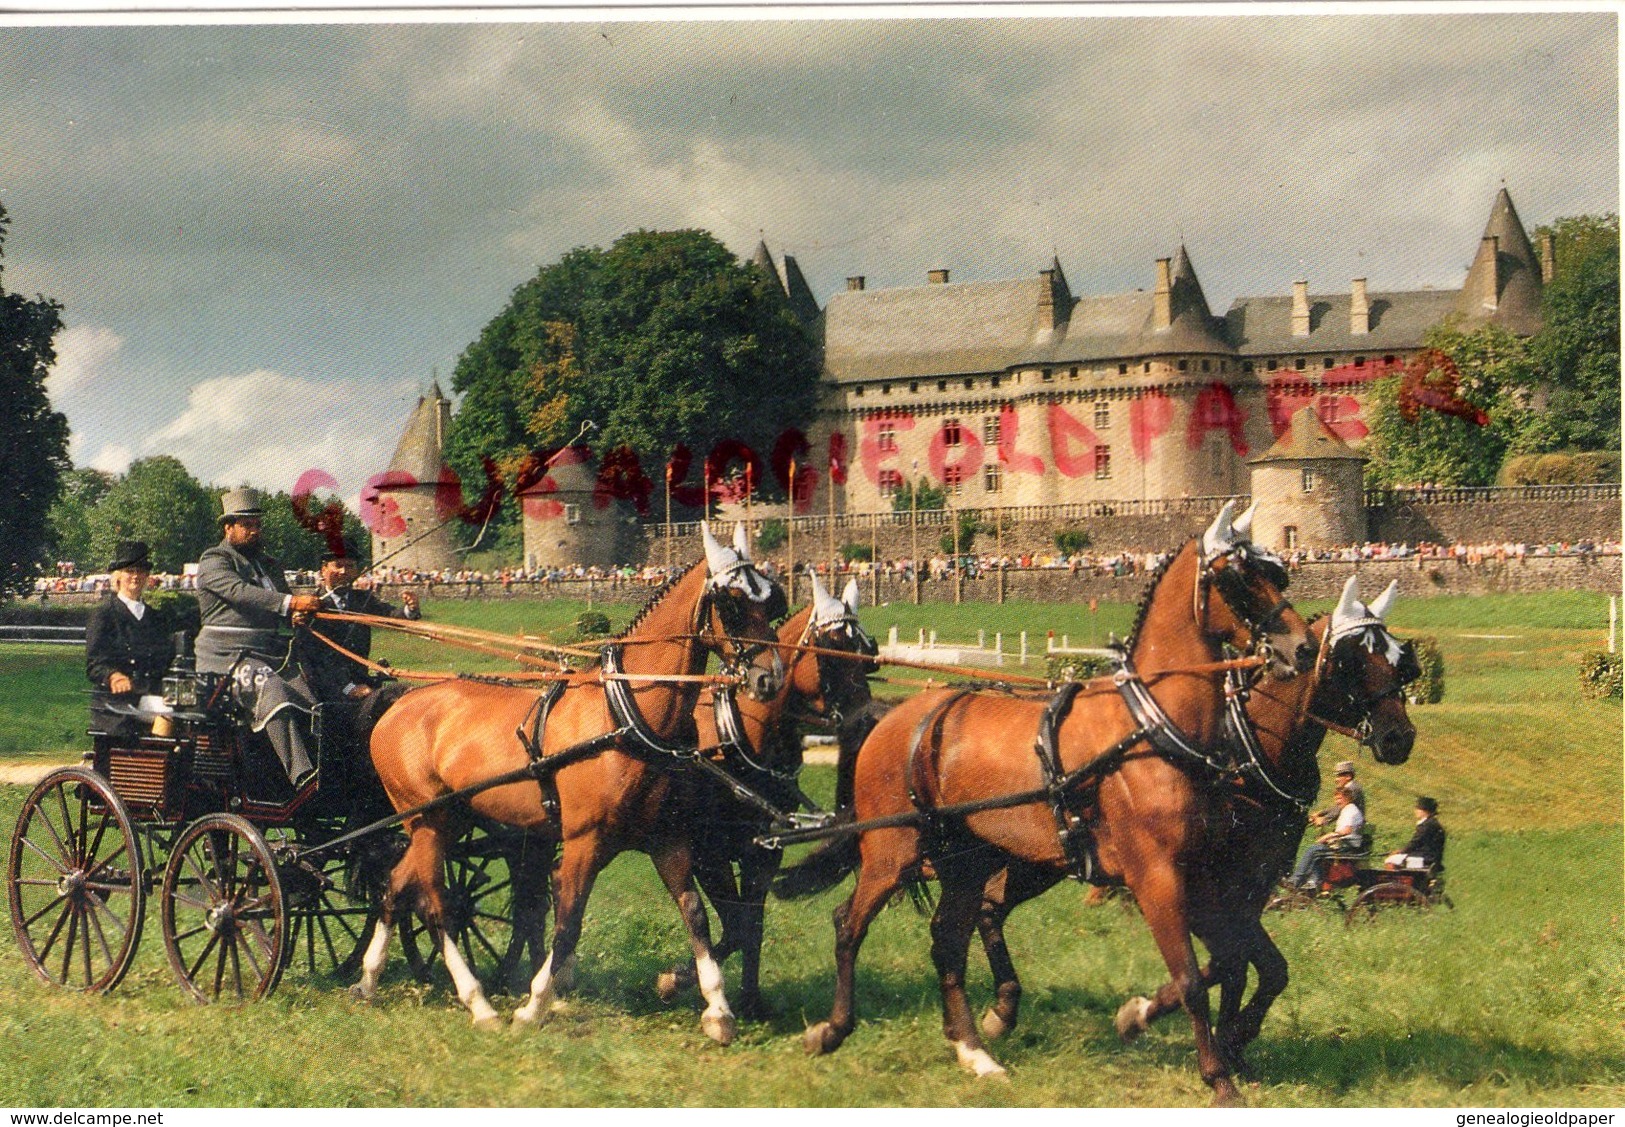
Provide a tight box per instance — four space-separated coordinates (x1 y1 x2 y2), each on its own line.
219 487 265 522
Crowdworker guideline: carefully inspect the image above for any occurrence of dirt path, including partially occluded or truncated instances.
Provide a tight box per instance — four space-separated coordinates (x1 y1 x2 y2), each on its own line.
0 759 78 786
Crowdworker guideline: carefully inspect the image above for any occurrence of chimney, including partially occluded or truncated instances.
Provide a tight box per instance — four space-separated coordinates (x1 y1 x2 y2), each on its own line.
1152 258 1173 330
1291 280 1311 337
846 276 866 292
1038 269 1058 332
1479 235 1501 311
1350 277 1370 335
927 269 950 285
1540 231 1556 284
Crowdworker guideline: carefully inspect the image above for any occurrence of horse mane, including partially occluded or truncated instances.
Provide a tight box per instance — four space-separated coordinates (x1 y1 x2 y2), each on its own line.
617 562 702 639
1122 544 1184 651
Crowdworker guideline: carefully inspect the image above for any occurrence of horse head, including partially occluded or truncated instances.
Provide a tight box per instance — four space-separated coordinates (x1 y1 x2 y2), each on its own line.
1317 575 1417 764
791 573 877 727
701 522 787 702
1198 500 1316 680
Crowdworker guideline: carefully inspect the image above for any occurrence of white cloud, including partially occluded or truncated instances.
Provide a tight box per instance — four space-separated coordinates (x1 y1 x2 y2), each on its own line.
140 369 415 506
87 442 134 475
47 324 124 400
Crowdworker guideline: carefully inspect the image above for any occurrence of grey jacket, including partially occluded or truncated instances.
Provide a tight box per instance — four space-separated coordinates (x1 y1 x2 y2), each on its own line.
194 538 292 672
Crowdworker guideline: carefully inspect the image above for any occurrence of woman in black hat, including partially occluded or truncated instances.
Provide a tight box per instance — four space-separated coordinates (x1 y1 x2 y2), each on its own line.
85 541 172 738
1385 797 1447 872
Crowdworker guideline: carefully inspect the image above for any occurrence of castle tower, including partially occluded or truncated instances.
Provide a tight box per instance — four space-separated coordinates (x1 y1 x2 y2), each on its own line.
516 447 643 571
370 382 460 574
1247 406 1368 551
1453 187 1544 335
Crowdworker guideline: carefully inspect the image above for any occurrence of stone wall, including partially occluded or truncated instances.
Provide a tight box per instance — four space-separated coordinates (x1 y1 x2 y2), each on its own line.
1368 497 1621 546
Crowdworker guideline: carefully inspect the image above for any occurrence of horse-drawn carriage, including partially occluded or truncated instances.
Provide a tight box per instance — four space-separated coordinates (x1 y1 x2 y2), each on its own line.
1263 844 1453 922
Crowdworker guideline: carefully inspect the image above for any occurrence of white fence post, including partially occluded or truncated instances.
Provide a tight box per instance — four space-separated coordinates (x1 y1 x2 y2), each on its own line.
1020 631 1028 665
995 632 1004 665
1610 596 1617 654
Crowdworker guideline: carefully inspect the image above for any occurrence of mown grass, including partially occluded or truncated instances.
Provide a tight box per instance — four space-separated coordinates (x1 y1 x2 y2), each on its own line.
0 591 1619 1106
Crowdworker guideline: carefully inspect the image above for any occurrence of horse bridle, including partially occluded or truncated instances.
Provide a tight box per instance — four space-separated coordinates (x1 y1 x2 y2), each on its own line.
1304 629 1419 746
789 614 878 730
692 578 786 703
1196 547 1303 671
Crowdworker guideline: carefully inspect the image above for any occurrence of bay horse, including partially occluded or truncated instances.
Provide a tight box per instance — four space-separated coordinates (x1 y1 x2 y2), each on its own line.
656 572 877 1018
353 524 786 1043
962 574 1418 1075
797 503 1314 1104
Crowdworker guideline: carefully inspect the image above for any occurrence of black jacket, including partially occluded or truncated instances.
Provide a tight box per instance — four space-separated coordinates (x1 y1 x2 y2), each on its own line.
85 597 172 695
1396 816 1446 870
296 586 416 701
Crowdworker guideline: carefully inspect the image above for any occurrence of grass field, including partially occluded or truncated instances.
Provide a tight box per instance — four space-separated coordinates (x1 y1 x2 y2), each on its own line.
0 591 1620 1106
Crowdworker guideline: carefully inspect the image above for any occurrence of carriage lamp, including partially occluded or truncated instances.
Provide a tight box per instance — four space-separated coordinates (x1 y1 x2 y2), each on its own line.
162 631 200 710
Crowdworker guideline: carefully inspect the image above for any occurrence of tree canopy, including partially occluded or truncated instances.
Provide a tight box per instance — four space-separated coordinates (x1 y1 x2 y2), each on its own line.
444 229 821 526
0 203 70 600
1529 213 1620 453
85 456 219 574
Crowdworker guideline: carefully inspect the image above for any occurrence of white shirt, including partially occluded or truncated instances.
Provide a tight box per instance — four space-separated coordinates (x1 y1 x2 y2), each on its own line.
1333 802 1364 847
117 593 147 621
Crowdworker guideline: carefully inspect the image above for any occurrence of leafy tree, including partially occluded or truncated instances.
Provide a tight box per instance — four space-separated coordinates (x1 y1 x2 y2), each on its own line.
1529 214 1620 453
255 489 369 574
0 203 69 600
47 468 116 572
87 457 217 574
891 478 947 513
1362 323 1533 488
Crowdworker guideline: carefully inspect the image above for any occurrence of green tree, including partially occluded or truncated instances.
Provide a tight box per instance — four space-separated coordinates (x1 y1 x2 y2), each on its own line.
1529 214 1619 453
255 489 369 573
87 457 217 574
1363 323 1533 488
0 203 69 599
891 477 947 513
47 468 116 572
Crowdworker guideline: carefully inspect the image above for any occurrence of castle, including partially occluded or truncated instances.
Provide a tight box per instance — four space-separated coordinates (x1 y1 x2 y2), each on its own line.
768 187 1546 533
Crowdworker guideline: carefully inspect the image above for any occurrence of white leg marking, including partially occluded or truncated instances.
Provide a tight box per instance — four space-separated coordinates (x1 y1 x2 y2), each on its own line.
440 932 501 1028
511 951 557 1027
351 920 394 1000
694 951 737 1045
954 1040 1008 1078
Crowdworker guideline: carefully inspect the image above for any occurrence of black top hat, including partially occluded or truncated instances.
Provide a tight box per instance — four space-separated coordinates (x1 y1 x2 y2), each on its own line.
108 541 151 572
1416 796 1438 815
219 487 265 522
322 538 362 563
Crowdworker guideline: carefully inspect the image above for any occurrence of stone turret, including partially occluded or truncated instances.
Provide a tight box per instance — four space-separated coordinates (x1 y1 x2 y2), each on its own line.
1247 407 1368 551
370 382 460 574
1454 188 1544 335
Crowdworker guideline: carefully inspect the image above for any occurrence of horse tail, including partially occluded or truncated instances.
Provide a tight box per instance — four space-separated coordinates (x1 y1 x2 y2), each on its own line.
772 702 891 900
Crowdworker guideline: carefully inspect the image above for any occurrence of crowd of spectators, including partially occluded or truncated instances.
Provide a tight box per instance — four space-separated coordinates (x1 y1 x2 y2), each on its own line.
29 535 1620 601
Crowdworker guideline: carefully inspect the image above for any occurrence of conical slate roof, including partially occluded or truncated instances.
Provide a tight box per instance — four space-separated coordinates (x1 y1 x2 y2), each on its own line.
1249 406 1366 463
387 384 452 482
752 241 821 326
1157 244 1234 354
1453 188 1543 334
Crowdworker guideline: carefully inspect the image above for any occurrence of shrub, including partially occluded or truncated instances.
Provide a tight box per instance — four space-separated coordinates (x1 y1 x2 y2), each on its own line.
1578 651 1623 700
1046 652 1116 684
839 543 874 563
940 511 982 555
755 519 787 553
574 610 613 638
1499 450 1621 485
1406 635 1446 704
1055 529 1091 556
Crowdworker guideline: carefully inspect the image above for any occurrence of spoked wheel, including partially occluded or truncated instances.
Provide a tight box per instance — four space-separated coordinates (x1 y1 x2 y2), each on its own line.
400 826 550 996
161 813 287 1003
276 834 394 983
1345 882 1430 926
7 768 146 993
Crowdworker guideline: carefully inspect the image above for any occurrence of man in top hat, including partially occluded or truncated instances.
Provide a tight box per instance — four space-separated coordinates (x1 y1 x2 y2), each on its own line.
195 488 323 789
85 540 172 740
295 537 420 705
1386 797 1447 872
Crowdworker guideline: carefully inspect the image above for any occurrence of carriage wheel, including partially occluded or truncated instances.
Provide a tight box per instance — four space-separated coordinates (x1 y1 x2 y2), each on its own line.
1344 882 1430 926
278 838 390 982
1263 886 1315 913
400 827 550 996
160 814 287 1003
7 768 146 993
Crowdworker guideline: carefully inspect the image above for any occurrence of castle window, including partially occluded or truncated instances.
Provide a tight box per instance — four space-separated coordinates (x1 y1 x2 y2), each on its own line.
1294 358 1306 371
882 383 891 395
1069 367 1079 380
937 379 947 392
1221 361 1228 372
1302 469 1317 494
1094 401 1110 429
1095 445 1112 481
1211 444 1224 477
983 414 1001 446
1042 368 1054 382
984 463 1003 493
909 381 919 393
564 504 582 525
1321 396 1343 426
878 469 904 499
1354 356 1366 367
1266 360 1278 372
943 418 963 448
944 465 965 495
964 378 974 390
878 422 898 453
1201 359 1211 373
1323 357 1334 369
1143 362 1151 374
1384 355 1396 365
1284 526 1299 550
991 376 1002 389
1243 361 1255 373
1119 363 1128 375
854 385 865 397
1178 360 1189 372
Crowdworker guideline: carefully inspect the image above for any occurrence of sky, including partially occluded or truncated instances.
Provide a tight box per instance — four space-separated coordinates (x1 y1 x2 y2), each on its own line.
0 8 1617 507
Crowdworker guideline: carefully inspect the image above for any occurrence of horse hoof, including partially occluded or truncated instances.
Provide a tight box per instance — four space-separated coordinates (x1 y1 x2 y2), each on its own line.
803 1022 838 1056
347 984 374 1004
473 1015 504 1033
702 1010 737 1046
1211 1081 1245 1108
1114 996 1152 1043
655 971 682 1004
953 1041 1007 1078
980 1009 1012 1041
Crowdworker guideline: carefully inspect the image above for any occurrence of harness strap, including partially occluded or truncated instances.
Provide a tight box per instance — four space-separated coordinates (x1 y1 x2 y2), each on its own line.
1223 667 1315 812
516 678 570 819
601 644 699 759
1031 681 1102 883
1111 652 1233 776
905 690 974 827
